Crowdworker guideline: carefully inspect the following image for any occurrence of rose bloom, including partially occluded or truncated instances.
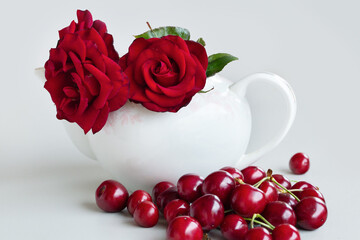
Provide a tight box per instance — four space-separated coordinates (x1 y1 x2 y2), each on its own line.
44 10 129 134
119 35 208 112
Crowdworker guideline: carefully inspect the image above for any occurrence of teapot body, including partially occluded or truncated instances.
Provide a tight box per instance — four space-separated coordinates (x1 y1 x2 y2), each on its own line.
65 75 252 191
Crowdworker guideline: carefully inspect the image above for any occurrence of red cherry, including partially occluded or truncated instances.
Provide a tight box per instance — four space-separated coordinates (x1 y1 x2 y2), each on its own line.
241 166 266 185
272 174 292 189
164 199 190 222
230 184 266 218
295 196 327 230
156 186 179 212
244 227 272 240
291 181 317 198
152 181 175 201
220 214 248 240
177 173 204 202
127 190 152 215
133 201 159 228
262 201 297 227
202 170 235 208
291 181 316 191
272 223 301 240
166 216 203 240
190 194 224 231
289 152 310 174
95 180 128 213
298 188 325 203
259 181 279 203
220 166 244 184
277 193 298 209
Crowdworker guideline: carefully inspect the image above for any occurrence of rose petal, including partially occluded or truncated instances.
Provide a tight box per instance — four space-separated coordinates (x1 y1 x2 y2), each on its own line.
103 56 129 101
79 28 108 56
187 58 207 95
59 21 76 39
58 33 86 62
83 74 100 96
129 80 150 103
126 38 157 64
141 60 163 94
44 60 56 79
76 10 93 29
76 94 89 117
93 20 107 36
144 89 185 108
156 53 197 97
108 88 129 111
176 96 192 110
102 33 119 62
163 35 190 53
85 42 106 73
44 72 69 106
142 102 168 112
60 98 77 116
92 102 110 134
76 106 99 134
63 86 80 98
84 63 113 109
48 48 67 70
151 61 179 87
147 39 186 80
133 49 171 87
71 72 92 115
119 53 128 69
142 100 186 112
68 51 84 80
186 40 208 71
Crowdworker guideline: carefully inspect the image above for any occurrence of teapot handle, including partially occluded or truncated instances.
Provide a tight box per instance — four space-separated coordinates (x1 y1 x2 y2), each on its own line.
229 72 297 168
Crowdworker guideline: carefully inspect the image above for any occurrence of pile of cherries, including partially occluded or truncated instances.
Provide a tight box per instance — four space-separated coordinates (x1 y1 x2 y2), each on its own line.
95 153 327 240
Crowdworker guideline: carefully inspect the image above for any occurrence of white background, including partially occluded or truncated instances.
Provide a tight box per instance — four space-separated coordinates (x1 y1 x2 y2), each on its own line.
1 0 359 239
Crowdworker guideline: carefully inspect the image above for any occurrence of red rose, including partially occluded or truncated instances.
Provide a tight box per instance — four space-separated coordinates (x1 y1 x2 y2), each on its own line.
44 10 129 134
58 10 119 62
119 35 208 112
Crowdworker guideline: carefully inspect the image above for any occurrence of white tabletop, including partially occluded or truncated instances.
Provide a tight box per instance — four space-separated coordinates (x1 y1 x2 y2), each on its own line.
1 0 359 239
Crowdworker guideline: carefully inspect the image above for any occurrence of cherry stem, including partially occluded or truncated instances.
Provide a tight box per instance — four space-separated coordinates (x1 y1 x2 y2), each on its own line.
253 176 270 188
250 214 256 229
279 188 303 194
244 214 274 230
256 214 275 230
235 178 245 185
224 209 234 214
270 177 301 202
202 233 210 240
288 189 303 192
244 218 272 229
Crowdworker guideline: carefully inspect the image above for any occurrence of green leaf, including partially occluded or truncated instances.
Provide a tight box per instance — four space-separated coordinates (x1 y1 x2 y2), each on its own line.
206 53 238 77
134 26 190 40
197 37 206 46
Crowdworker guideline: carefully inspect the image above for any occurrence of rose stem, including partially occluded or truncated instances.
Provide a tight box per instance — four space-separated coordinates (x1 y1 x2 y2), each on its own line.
146 22 153 31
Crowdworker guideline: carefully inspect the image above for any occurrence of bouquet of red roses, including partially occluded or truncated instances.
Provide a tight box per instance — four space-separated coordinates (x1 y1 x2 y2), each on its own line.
44 10 237 134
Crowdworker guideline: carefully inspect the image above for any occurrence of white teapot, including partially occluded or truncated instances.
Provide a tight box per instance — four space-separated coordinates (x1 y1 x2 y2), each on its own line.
37 70 296 191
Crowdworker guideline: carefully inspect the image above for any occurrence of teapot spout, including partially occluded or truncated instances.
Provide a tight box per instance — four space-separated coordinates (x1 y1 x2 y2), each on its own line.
63 122 97 160
35 67 97 160
35 67 46 83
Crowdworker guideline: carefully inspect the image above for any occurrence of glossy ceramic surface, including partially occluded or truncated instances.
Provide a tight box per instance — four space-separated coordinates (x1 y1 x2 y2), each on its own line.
38 70 296 191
